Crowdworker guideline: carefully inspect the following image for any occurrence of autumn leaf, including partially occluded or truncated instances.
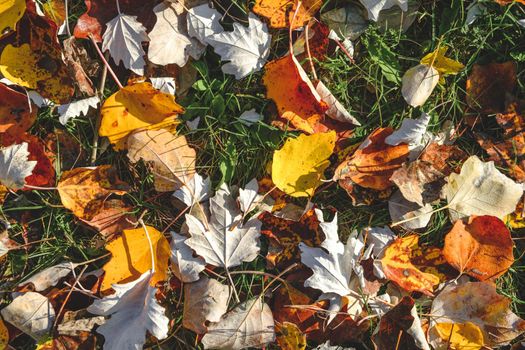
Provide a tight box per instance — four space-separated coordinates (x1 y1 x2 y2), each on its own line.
0 142 36 190
432 322 484 350
101 226 170 292
420 46 464 80
381 235 440 295
443 215 514 280
0 83 36 136
253 0 323 29
80 199 136 240
262 53 328 134
0 318 7 350
0 0 25 32
276 322 306 350
272 132 335 198
99 82 184 149
401 64 439 107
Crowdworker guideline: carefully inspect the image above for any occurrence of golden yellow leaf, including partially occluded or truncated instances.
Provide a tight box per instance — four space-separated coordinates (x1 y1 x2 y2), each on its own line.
272 131 336 198
99 82 184 150
420 47 464 81
0 0 25 32
101 226 170 292
0 318 8 350
276 322 306 350
433 322 484 350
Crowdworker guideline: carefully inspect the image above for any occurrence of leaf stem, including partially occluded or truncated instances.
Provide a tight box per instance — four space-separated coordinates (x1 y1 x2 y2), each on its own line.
139 219 156 274
89 35 123 89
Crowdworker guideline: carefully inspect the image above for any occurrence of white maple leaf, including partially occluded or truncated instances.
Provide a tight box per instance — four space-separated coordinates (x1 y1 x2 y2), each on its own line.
0 143 37 189
359 0 408 22
385 112 431 147
170 231 205 283
102 13 149 75
57 96 100 125
208 13 271 79
186 4 224 45
150 77 176 95
201 298 275 349
238 178 262 214
87 271 169 350
185 183 261 269
401 64 439 107
148 2 205 67
172 172 211 207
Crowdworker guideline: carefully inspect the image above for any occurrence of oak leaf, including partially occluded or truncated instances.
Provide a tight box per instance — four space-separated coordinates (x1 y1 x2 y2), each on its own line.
253 0 323 29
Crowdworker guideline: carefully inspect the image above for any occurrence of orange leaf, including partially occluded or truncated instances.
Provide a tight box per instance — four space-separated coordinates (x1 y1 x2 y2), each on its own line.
335 128 409 191
253 0 323 29
443 215 514 281
0 83 36 137
381 235 440 295
262 53 328 134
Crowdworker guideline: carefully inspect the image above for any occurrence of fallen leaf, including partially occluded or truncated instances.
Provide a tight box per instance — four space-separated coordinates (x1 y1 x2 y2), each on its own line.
183 276 230 334
420 46 464 78
172 172 211 207
253 0 323 29
494 0 525 4
57 316 105 337
272 132 336 197
359 0 408 22
19 262 76 292
429 281 525 347
101 226 170 292
186 4 224 45
207 13 271 79
443 215 514 280
294 21 330 62
62 37 96 96
384 112 431 151
80 199 135 239
0 0 25 32
0 318 8 350
0 142 37 190
148 2 205 67
466 61 517 113
372 296 430 350
276 322 306 350
185 184 262 269
444 155 523 222
0 230 19 259
201 298 275 349
0 82 36 136
57 165 128 220
388 190 434 230
99 82 184 149
432 322 484 350
335 128 409 191
381 235 440 295
390 160 445 206
169 231 205 283
102 13 149 75
87 271 169 349
315 81 360 125
401 64 439 107
127 128 196 192
0 292 55 340
57 96 100 125
262 54 328 134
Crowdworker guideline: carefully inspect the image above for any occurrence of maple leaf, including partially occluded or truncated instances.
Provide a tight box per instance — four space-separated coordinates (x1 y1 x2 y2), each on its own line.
359 0 408 21
186 4 223 45
401 64 439 107
0 142 37 189
208 13 271 79
201 298 275 349
169 231 205 283
57 96 100 125
185 183 262 269
87 270 169 350
102 13 149 75
172 172 211 207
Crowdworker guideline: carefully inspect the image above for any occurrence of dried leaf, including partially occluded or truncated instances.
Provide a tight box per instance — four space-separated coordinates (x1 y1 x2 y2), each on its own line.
253 0 323 29
359 0 408 22
276 322 306 350
169 231 205 283
57 96 100 125
19 262 76 291
401 64 439 107
432 322 484 350
0 0 25 32
0 82 36 136
0 142 37 190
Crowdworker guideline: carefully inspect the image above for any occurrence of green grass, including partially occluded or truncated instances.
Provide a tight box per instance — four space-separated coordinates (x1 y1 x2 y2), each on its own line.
1 0 525 349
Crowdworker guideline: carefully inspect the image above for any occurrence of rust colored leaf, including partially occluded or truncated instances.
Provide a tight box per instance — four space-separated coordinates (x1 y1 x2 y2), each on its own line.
335 128 409 192
253 0 323 29
0 83 36 137
381 235 440 295
443 215 514 281
80 199 136 240
295 21 330 62
466 61 517 114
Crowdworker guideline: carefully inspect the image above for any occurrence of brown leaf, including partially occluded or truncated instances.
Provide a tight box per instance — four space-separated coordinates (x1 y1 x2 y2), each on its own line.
390 160 445 206
62 37 97 96
80 199 136 240
0 83 36 137
443 215 514 281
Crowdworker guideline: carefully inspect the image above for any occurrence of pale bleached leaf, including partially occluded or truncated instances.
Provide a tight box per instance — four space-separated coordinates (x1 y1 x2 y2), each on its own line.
1 292 55 340
388 190 433 230
102 14 149 75
87 271 169 350
172 172 211 207
170 231 205 283
201 298 275 349
316 81 360 125
359 0 408 22
444 156 523 222
401 64 439 107
385 112 431 148
186 4 223 45
148 2 205 67
150 77 176 95
19 262 77 292
183 276 230 334
0 143 37 189
238 178 261 214
57 316 105 336
57 96 100 125
238 109 262 126
208 13 271 79
185 184 261 269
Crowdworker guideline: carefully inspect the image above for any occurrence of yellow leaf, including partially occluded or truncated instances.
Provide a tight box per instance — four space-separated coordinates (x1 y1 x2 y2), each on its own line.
420 47 464 79
272 131 336 198
434 322 484 350
0 318 8 350
276 322 306 350
0 0 25 32
101 226 170 292
99 82 184 150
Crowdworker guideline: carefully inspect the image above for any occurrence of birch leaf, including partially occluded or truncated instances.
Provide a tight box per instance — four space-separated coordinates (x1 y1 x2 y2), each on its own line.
57 96 100 125
87 271 169 350
102 13 149 75
186 4 223 45
185 184 262 269
0 143 37 190
401 64 439 107
444 156 523 222
208 13 271 79
170 231 205 283
201 298 275 349
148 2 205 67
183 276 230 334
